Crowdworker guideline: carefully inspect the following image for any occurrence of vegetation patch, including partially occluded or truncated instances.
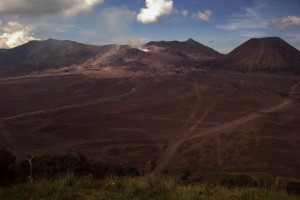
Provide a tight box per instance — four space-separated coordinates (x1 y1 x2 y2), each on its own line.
0 149 300 199
0 174 299 200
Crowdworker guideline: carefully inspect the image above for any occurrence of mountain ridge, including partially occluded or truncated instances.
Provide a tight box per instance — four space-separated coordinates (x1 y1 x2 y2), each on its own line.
0 37 299 77
145 38 222 58
0 39 115 76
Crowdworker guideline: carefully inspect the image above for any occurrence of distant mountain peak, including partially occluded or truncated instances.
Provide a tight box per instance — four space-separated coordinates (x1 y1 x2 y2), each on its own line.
186 38 197 43
224 37 300 73
45 38 57 41
249 37 281 41
145 39 221 58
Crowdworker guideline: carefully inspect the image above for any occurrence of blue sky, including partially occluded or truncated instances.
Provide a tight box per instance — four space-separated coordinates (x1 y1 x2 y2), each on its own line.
0 0 299 53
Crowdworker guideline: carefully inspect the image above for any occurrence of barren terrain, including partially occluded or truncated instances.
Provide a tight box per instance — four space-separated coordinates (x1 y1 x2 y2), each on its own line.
0 70 299 177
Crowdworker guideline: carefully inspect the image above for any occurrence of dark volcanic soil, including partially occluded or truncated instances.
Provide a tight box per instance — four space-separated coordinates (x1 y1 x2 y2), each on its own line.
0 71 299 178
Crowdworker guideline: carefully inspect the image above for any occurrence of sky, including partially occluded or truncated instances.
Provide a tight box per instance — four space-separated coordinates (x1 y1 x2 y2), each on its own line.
0 0 299 53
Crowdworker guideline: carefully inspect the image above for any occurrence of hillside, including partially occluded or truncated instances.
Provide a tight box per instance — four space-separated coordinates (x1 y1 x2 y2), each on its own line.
224 37 300 73
0 39 114 76
1 37 300 77
76 39 217 75
145 38 222 62
0 38 223 77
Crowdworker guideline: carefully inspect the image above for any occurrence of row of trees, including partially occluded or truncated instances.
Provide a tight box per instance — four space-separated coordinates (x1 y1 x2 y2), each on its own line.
0 149 139 186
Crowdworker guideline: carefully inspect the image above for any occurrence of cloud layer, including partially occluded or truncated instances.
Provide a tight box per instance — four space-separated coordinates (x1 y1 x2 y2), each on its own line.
182 10 189 17
137 0 173 24
268 16 300 29
0 21 38 48
0 0 104 17
194 10 212 21
217 6 266 30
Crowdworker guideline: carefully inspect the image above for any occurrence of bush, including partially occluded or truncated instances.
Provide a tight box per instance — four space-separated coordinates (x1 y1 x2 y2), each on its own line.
180 169 191 181
0 149 16 186
189 173 275 188
0 150 140 186
112 165 140 177
286 180 300 195
32 153 90 179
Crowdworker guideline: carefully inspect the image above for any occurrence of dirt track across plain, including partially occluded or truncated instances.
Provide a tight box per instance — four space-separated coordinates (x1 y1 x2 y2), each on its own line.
152 81 300 175
0 72 299 177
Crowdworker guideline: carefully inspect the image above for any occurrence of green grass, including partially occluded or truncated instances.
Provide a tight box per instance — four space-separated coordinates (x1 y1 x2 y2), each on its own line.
0 174 299 200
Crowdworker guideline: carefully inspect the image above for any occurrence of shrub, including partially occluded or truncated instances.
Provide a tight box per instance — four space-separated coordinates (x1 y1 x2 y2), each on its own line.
0 151 140 186
0 149 16 186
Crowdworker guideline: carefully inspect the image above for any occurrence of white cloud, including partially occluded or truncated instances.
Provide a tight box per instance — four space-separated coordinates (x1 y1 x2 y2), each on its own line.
0 0 104 17
182 10 189 17
268 16 300 29
98 7 135 35
0 21 38 48
217 4 267 30
2 21 24 32
0 38 8 48
81 7 136 45
64 0 104 16
194 10 212 21
137 0 173 24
